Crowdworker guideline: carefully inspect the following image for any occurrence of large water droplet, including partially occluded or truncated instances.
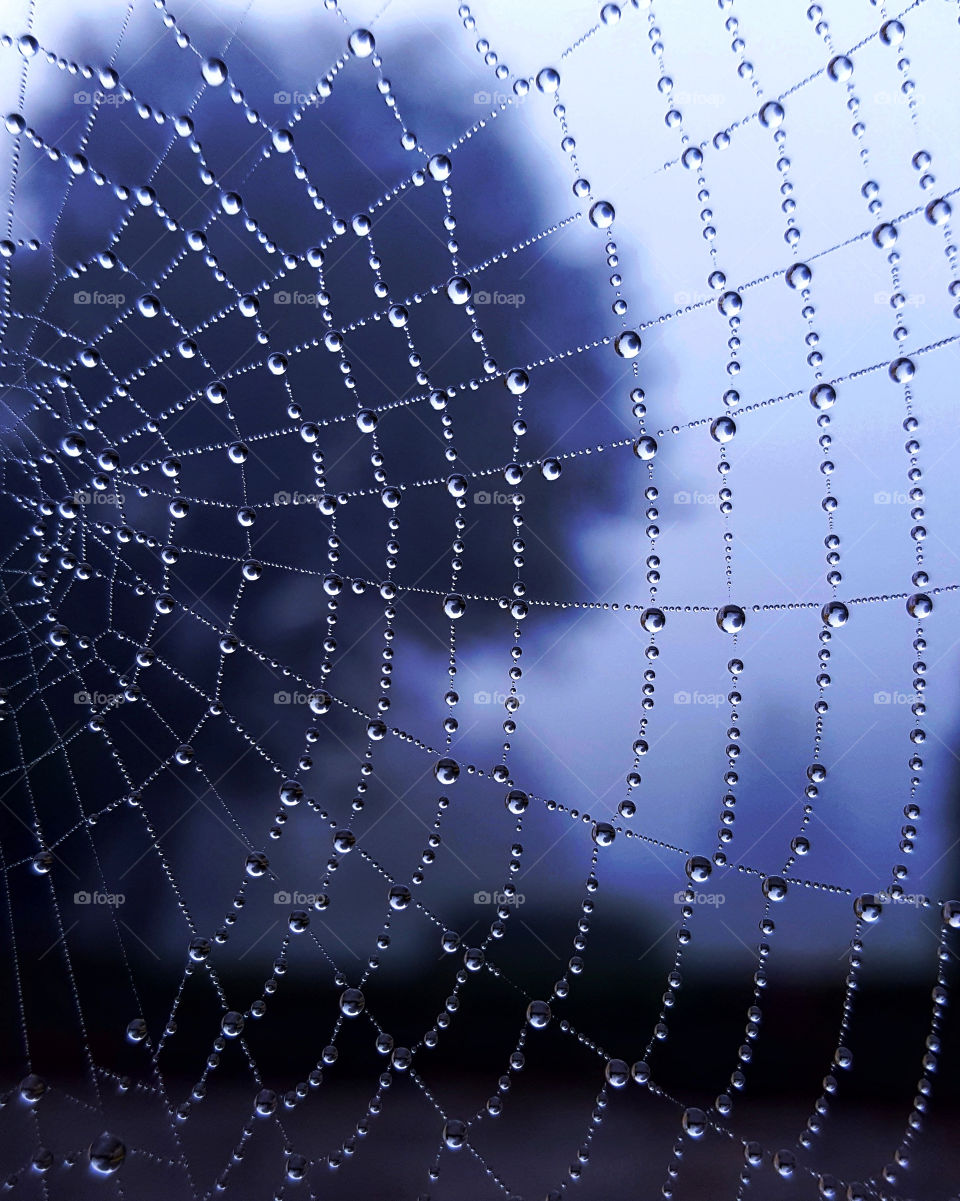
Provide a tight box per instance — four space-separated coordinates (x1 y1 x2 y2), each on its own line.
348 29 376 57
202 58 227 86
716 605 746 634
446 276 472 304
339 987 365 1016
88 1133 126 1175
821 601 848 628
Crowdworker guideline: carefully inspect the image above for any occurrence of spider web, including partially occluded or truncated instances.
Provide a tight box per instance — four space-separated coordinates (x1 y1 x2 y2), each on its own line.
1 0 960 1198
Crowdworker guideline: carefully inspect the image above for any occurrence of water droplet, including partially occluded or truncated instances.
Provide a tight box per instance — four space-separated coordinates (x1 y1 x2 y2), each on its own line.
526 999 552 1028
854 894 882 922
759 101 785 128
906 593 932 618
685 856 712 883
435 758 460 785
244 851 269 877
60 430 86 457
506 368 529 395
718 291 742 316
716 605 746 634
202 58 227 86
821 601 848 628
340 988 365 1016
589 200 615 228
348 29 376 57
633 435 657 461
279 779 303 806
682 1107 707 1138
872 222 897 249
925 197 951 226
810 383 836 410
88 1133 125 1174
428 154 452 181
592 821 616 847
137 293 160 317
639 607 666 633
541 458 562 481
614 330 641 358
710 416 736 443
786 262 811 289
942 900 960 928
889 356 915 383
446 276 472 304
443 594 467 619
126 1018 148 1043
536 67 560 93
605 1058 629 1087
506 789 529 814
827 55 853 82
443 1118 467 1149
762 875 788 901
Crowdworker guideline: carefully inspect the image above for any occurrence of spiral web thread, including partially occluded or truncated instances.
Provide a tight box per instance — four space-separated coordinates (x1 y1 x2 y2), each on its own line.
1 0 959 1197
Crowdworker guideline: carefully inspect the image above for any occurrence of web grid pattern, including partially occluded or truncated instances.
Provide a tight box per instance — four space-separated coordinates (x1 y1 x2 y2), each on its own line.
1 0 960 1197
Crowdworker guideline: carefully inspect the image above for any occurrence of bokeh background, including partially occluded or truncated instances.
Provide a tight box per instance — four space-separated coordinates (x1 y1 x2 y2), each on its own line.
1 0 960 1197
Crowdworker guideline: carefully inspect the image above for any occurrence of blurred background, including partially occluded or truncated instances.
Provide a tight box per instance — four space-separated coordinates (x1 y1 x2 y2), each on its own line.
1 0 960 1196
